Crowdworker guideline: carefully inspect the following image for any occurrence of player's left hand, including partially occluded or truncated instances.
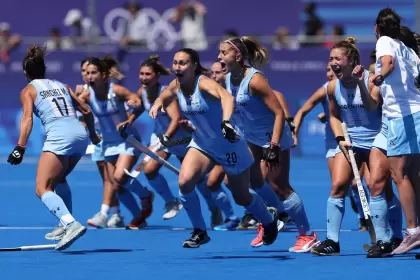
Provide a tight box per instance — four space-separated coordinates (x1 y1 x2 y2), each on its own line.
262 143 280 170
118 121 132 139
7 145 26 165
90 133 102 145
221 120 240 143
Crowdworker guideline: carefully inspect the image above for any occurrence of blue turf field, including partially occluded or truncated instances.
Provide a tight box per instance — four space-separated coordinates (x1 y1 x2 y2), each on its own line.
0 156 419 279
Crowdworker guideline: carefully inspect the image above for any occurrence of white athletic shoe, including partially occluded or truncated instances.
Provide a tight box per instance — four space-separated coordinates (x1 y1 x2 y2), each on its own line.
45 225 65 241
55 221 87 251
107 213 125 228
87 212 107 228
163 198 183 220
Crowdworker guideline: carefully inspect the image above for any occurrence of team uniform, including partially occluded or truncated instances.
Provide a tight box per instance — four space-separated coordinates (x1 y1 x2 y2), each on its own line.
178 76 254 174
88 82 140 160
226 68 294 150
334 70 382 153
30 78 88 250
176 75 278 248
226 68 317 252
87 82 153 230
312 70 383 256
31 79 89 155
376 36 420 156
375 35 420 254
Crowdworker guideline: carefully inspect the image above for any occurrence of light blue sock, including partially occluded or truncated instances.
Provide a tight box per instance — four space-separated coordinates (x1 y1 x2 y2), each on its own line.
41 191 75 227
124 178 151 199
283 192 311 235
244 190 274 226
117 188 141 217
147 173 175 202
326 197 345 243
370 194 392 242
54 182 72 214
254 182 285 213
387 195 403 240
211 187 237 221
195 177 218 212
179 190 206 231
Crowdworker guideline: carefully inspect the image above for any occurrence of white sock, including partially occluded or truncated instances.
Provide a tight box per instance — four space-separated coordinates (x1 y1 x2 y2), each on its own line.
100 204 110 217
407 227 420 235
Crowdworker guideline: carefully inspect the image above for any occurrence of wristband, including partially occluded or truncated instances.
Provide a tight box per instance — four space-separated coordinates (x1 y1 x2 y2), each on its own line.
335 136 345 144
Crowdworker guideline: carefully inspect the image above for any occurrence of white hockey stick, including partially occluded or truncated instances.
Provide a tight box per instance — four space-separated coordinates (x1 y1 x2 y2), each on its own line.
342 122 376 245
125 135 180 175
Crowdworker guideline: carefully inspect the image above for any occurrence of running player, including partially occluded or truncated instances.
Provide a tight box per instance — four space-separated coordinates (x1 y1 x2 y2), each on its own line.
218 36 318 252
78 56 154 230
7 45 101 250
148 48 279 248
74 57 124 229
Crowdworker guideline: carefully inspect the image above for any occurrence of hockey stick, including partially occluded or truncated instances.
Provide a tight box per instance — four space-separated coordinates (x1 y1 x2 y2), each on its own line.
0 244 56 252
125 135 180 175
124 142 163 178
342 122 376 246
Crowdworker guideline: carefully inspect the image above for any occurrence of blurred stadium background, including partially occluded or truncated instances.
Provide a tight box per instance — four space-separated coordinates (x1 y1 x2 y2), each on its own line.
0 0 417 157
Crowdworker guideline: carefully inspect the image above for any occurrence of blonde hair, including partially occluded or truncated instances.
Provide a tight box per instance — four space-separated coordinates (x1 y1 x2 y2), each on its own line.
332 36 360 68
224 36 269 69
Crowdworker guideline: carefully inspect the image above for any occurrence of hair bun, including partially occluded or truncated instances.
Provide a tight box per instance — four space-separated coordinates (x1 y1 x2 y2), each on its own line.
344 36 357 45
26 45 46 59
148 55 160 61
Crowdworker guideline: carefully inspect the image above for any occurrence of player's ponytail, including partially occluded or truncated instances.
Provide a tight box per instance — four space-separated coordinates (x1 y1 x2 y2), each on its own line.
23 45 47 79
141 55 171 75
101 55 125 80
224 37 269 70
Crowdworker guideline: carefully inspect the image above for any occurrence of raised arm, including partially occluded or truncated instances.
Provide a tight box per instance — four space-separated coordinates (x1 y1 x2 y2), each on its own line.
162 99 183 138
149 79 179 119
112 84 144 125
198 76 234 122
352 65 382 111
294 85 327 135
370 36 395 86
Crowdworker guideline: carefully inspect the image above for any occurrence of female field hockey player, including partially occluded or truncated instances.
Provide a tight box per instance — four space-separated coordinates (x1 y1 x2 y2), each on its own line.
294 63 371 232
75 57 124 229
79 56 154 230
218 37 318 252
363 8 420 254
310 37 397 257
7 45 101 250
148 48 279 248
135 55 184 219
